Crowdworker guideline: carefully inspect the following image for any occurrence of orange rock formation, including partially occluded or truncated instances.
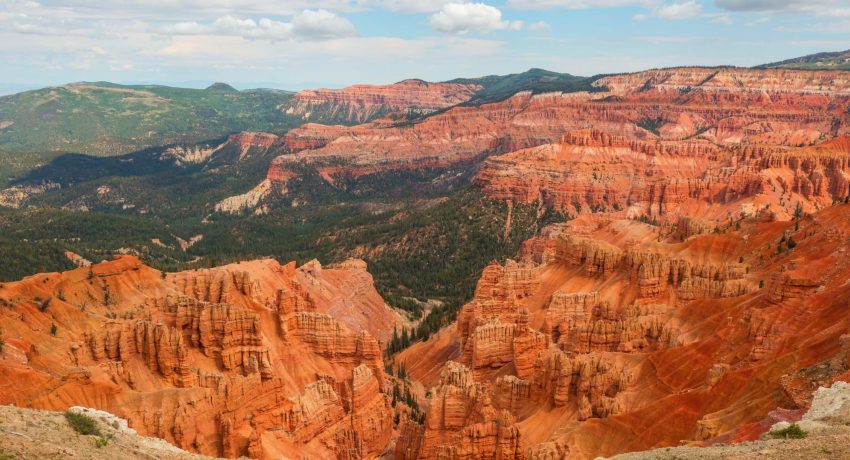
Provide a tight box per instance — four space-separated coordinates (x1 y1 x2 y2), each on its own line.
0 256 400 459
6 66 850 460
397 203 850 459
283 79 481 124
262 68 850 206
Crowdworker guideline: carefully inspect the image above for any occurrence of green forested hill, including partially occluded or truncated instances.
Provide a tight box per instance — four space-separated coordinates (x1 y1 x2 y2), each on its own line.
0 82 298 156
755 49 850 71
447 68 599 105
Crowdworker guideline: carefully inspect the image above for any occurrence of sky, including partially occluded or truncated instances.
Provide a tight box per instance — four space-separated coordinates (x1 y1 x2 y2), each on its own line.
1 0 849 92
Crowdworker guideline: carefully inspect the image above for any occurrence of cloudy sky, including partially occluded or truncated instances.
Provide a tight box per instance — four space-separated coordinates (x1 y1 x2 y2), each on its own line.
1 0 849 91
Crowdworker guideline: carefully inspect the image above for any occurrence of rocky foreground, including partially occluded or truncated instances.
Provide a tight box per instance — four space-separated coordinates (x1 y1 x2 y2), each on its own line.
0 405 215 459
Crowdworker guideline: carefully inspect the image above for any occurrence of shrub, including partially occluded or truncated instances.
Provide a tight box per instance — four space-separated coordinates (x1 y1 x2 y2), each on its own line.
770 423 807 439
37 296 51 312
787 236 797 249
65 410 101 436
95 435 110 448
50 323 58 336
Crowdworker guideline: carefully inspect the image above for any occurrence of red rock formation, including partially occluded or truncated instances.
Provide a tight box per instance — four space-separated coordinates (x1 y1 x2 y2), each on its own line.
398 203 850 459
259 68 850 213
396 361 525 460
0 255 398 459
476 129 850 224
283 79 481 124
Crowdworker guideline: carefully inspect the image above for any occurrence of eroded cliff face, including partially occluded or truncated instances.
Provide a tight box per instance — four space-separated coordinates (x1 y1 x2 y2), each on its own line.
476 129 850 224
470 68 850 224
0 255 401 459
397 203 850 459
259 68 850 209
282 79 482 124
160 131 280 167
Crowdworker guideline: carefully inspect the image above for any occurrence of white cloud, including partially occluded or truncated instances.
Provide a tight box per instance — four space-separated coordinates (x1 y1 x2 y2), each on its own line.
634 1 702 20
292 9 357 38
745 15 770 26
165 10 356 41
714 0 778 10
655 1 702 19
773 19 850 34
505 0 657 9
633 35 714 44
355 0 455 13
528 21 551 31
31 0 360 19
430 2 523 34
711 14 733 24
715 0 850 17
144 34 506 72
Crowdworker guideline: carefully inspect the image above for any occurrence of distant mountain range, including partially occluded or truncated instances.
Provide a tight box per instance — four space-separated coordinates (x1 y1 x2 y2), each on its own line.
0 82 298 157
1 49 848 181
755 48 850 71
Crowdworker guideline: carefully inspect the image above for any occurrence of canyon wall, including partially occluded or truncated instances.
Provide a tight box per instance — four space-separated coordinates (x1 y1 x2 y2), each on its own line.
256 68 850 217
397 203 850 459
282 79 482 124
0 255 401 459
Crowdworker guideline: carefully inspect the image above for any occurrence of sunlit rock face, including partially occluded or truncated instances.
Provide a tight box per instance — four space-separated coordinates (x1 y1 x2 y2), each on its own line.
264 68 850 220
283 79 482 124
398 201 850 459
0 255 399 459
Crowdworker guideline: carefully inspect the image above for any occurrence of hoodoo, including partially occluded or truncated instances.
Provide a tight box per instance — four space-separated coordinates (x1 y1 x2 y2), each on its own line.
0 256 400 459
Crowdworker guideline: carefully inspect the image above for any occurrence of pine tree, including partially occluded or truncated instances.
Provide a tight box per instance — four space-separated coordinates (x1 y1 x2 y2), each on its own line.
401 326 409 349
389 326 399 355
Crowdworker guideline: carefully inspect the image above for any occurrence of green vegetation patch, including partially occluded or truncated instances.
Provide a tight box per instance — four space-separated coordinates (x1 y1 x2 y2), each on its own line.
65 411 101 436
0 82 298 156
770 423 808 439
449 68 602 105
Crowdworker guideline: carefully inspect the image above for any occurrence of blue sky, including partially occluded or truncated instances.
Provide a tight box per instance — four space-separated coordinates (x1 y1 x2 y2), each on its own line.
1 0 849 92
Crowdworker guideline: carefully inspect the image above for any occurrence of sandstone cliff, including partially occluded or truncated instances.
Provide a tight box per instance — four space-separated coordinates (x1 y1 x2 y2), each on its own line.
283 79 481 124
258 68 850 213
476 129 850 224
0 255 400 459
398 202 850 459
